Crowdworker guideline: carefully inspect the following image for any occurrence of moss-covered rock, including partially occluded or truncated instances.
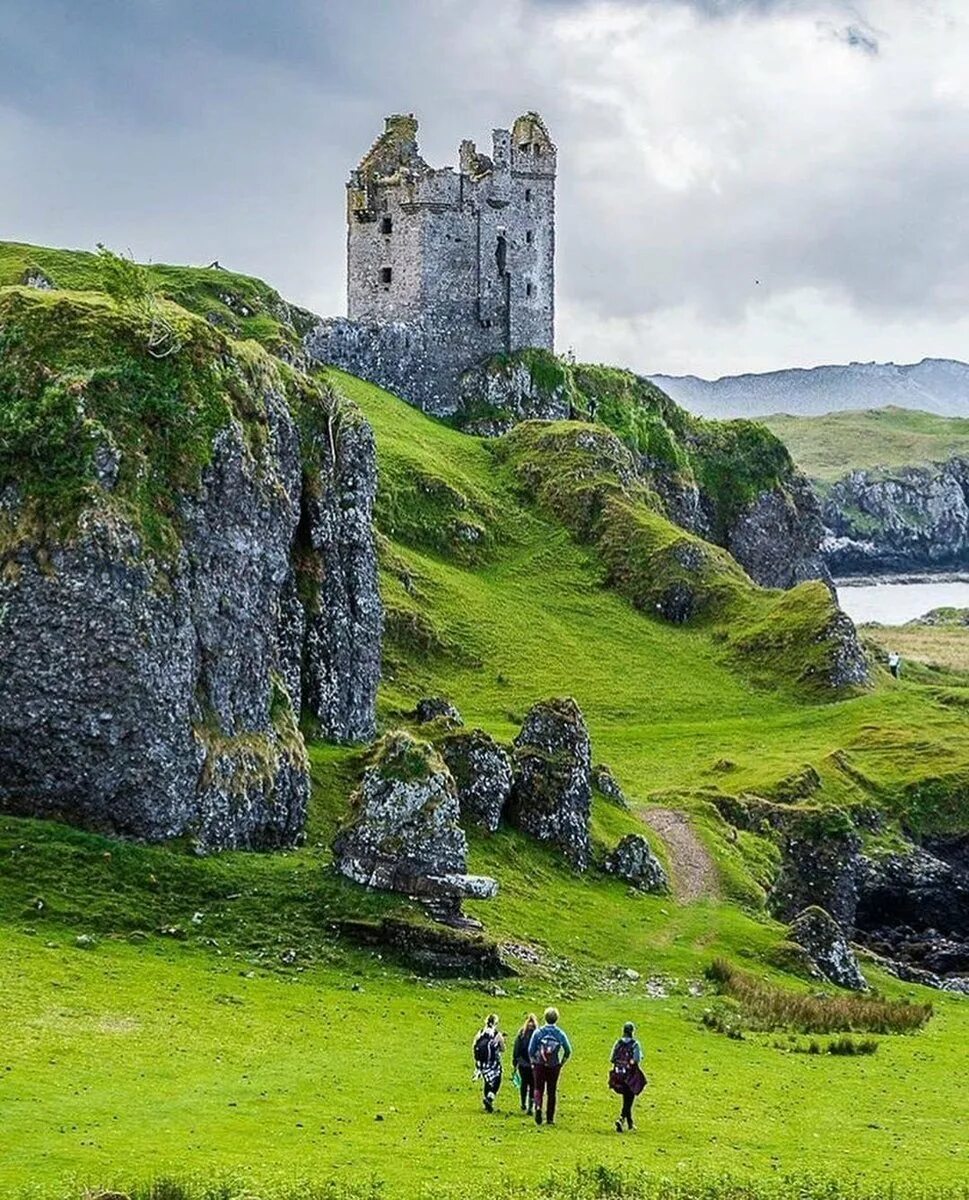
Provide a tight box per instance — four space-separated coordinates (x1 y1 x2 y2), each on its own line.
508 697 592 869
461 350 828 590
333 731 498 907
0 267 381 850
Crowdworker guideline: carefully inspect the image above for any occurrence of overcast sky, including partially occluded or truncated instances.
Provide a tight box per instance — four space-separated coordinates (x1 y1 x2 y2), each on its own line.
2 0 968 377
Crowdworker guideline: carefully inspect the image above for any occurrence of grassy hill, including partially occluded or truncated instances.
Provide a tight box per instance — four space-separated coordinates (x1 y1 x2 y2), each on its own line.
3 247 969 1199
762 407 969 483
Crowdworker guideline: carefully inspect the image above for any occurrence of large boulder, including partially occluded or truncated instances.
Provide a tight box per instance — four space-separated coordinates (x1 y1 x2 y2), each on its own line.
333 731 498 902
604 834 669 894
789 906 867 991
508 697 592 869
415 696 463 726
0 290 381 851
441 729 512 832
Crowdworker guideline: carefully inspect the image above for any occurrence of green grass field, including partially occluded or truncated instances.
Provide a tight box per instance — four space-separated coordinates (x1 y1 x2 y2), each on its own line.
762 406 969 482
3 257 969 1198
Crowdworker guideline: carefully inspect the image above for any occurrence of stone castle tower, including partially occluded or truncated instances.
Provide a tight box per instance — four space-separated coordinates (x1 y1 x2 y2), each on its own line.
307 112 556 417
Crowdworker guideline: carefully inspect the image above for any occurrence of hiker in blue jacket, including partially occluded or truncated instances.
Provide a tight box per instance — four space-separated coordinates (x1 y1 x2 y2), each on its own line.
528 1006 572 1126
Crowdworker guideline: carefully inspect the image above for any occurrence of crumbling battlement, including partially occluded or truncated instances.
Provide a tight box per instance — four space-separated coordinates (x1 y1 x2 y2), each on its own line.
307 112 556 418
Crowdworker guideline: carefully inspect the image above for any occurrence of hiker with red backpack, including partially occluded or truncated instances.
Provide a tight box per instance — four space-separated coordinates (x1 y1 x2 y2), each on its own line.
609 1021 646 1132
528 1006 572 1126
472 1013 505 1112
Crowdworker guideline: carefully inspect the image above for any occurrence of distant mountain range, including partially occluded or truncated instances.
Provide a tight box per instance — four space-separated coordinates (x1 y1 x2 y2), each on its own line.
649 358 969 419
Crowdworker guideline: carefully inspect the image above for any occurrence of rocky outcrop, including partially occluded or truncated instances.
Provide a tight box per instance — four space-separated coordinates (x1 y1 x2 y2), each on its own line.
730 795 969 989
333 732 497 905
822 459 969 575
855 845 969 978
604 834 669 894
457 355 572 435
441 730 512 832
726 476 831 590
788 906 867 991
296 414 382 744
0 293 381 851
507 697 592 869
769 816 861 929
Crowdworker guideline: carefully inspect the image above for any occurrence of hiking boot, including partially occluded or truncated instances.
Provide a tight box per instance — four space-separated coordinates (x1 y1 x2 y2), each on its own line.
535 1108 543 1125
484 1093 494 1113
615 1119 623 1133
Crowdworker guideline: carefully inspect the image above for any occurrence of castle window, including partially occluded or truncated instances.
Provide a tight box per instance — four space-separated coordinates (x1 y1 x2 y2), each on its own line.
525 230 534 244
526 282 534 298
525 188 532 201
380 266 393 285
380 216 393 235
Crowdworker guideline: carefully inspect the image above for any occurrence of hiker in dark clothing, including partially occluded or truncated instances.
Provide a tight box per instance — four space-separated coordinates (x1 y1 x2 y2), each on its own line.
609 1021 646 1132
472 1013 505 1112
512 1013 538 1113
528 1006 572 1126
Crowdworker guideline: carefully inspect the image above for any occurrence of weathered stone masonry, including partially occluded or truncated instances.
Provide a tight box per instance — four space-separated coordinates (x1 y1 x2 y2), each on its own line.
306 112 556 417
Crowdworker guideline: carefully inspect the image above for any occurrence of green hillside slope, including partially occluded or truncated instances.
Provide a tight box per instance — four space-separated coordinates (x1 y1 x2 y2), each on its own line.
3 249 969 1199
763 406 969 482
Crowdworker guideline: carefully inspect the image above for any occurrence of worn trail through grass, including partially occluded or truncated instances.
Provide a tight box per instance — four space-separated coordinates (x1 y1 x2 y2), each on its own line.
640 808 719 902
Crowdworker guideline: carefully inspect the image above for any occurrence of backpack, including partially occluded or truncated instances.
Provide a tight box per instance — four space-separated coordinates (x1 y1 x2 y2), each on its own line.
612 1038 635 1075
474 1029 498 1067
609 1040 646 1095
536 1033 561 1067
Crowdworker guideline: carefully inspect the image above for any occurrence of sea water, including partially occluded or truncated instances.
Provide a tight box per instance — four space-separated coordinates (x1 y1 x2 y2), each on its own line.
836 576 969 625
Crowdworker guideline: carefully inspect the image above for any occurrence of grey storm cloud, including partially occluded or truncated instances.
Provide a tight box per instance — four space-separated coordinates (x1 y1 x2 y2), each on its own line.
1 0 967 376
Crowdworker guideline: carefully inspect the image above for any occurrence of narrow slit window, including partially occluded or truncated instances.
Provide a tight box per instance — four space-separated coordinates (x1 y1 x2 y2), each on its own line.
525 230 534 244
380 266 393 285
525 188 532 201
380 216 393 235
526 282 534 298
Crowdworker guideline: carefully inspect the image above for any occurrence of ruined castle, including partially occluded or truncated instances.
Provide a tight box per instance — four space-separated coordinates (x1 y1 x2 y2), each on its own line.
306 112 556 417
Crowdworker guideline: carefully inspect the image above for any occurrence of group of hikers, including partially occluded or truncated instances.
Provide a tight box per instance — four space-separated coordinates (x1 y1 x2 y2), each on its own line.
472 1007 647 1132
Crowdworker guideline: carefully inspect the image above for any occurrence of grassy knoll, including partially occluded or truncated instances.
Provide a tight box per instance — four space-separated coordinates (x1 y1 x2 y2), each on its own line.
762 406 969 483
0 241 310 354
3 259 969 1197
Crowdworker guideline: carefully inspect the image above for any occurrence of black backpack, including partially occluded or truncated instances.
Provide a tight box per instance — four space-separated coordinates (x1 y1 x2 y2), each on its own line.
474 1029 498 1066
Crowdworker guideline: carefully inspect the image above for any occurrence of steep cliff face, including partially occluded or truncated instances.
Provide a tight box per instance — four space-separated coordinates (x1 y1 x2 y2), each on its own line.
822 459 969 575
0 286 381 850
458 350 831 591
